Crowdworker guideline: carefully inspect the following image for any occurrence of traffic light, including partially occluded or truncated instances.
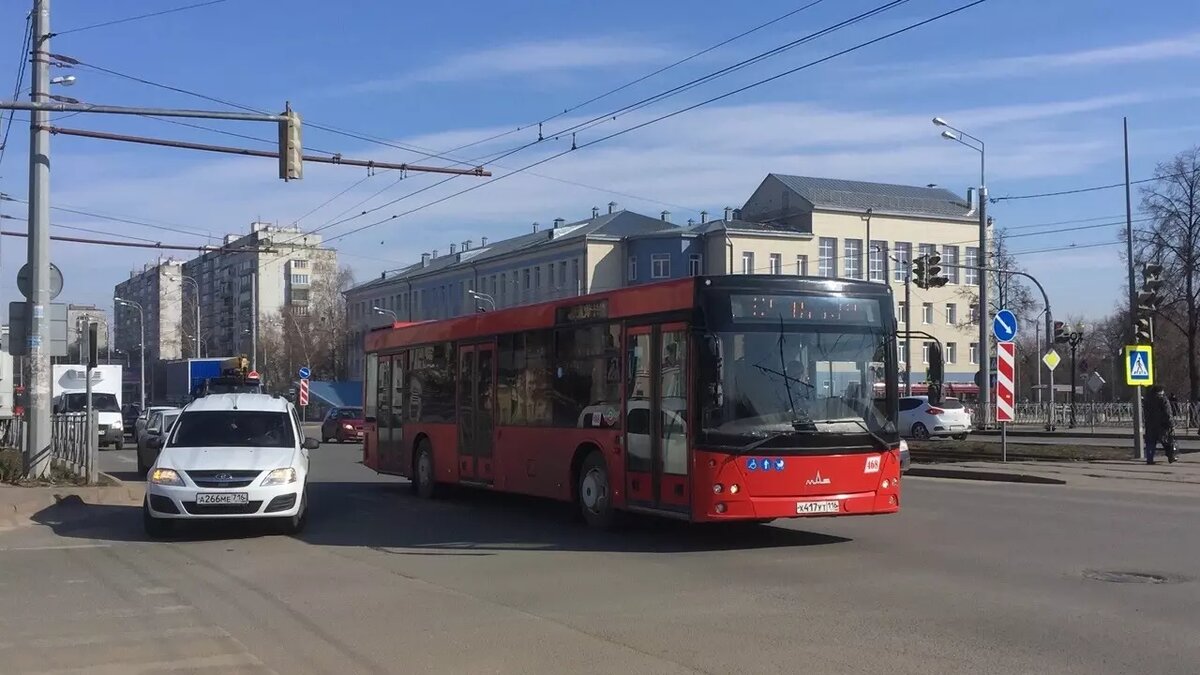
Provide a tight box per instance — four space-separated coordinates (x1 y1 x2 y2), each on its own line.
278 103 303 181
1138 263 1163 312
925 252 949 288
911 255 928 289
1053 321 1068 344
1135 316 1152 343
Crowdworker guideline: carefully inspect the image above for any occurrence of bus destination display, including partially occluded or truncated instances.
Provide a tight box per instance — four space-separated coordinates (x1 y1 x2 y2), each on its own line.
729 294 880 325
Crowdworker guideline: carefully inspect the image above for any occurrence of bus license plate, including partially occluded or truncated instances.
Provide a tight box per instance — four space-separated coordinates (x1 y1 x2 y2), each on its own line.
196 493 249 505
796 500 840 515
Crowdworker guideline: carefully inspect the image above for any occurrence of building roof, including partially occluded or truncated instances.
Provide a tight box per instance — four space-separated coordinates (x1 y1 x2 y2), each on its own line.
347 210 677 295
686 218 807 235
769 174 974 221
184 393 291 413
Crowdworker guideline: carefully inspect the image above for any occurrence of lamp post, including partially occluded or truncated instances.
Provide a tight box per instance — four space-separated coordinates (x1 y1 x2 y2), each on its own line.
115 297 145 410
933 116 989 427
467 291 496 311
168 273 201 359
373 306 398 322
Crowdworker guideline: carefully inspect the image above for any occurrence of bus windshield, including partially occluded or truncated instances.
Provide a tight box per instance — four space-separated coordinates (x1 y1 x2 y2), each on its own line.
698 293 897 449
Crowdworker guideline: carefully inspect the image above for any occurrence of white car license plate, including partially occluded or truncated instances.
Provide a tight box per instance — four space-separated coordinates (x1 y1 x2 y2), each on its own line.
796 500 841 515
196 493 249 505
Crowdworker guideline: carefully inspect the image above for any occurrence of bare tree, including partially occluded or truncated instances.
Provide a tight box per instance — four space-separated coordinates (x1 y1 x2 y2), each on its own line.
1136 147 1200 401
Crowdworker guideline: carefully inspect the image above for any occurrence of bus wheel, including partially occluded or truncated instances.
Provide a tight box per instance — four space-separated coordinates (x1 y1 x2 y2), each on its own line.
413 440 437 499
578 452 615 529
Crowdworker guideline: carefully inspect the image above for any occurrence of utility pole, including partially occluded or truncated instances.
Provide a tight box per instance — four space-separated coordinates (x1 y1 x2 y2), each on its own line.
250 269 258 372
904 273 912 394
1124 117 1144 460
23 0 52 478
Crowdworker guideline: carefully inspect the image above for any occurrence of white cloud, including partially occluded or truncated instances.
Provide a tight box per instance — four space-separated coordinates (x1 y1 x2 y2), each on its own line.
342 36 676 94
0 92 1160 315
867 32 1200 82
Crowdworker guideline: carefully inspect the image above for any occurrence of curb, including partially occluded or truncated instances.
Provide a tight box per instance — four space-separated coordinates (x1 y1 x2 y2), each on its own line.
907 467 1067 485
0 482 142 531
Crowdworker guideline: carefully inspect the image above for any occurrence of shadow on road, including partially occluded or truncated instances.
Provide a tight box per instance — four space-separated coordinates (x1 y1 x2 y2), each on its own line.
29 479 852 553
106 470 145 483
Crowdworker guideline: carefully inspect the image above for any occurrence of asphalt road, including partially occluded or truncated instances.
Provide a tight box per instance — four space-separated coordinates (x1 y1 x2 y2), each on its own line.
2 442 1198 674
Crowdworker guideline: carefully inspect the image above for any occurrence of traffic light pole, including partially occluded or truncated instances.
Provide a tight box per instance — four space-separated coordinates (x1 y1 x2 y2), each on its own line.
1124 117 1144 460
904 274 912 395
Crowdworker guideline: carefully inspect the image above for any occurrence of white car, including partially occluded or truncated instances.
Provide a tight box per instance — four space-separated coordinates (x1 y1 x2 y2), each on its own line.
143 393 318 538
898 396 973 440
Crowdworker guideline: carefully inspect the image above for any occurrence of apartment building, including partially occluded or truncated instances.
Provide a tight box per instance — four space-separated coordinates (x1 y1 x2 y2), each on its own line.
342 174 986 390
114 259 185 402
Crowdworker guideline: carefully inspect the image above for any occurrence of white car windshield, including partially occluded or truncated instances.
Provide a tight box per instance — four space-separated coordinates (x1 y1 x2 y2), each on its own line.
170 411 295 448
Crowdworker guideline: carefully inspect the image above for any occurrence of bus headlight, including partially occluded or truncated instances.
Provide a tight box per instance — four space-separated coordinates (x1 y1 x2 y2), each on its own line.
715 503 727 514
729 484 739 494
712 483 723 494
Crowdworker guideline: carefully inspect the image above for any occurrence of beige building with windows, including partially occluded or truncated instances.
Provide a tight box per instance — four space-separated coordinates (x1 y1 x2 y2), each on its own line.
343 175 986 392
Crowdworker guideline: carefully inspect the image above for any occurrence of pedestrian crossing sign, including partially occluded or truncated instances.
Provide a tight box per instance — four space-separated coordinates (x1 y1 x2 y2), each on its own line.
1125 345 1153 386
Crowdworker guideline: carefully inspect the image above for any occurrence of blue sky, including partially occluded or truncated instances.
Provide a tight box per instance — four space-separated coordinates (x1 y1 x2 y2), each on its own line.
1 0 1198 322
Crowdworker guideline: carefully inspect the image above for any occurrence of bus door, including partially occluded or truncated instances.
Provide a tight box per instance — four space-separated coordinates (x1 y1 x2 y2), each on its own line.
624 323 690 512
457 343 496 483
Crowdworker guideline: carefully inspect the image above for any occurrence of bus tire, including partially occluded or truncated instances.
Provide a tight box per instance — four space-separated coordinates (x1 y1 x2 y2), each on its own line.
412 440 437 499
577 451 615 529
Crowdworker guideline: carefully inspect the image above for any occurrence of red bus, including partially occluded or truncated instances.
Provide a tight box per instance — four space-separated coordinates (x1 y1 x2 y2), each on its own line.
362 274 910 527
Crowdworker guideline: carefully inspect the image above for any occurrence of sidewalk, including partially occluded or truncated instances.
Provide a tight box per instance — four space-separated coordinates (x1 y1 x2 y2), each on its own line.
910 454 1200 495
0 476 141 532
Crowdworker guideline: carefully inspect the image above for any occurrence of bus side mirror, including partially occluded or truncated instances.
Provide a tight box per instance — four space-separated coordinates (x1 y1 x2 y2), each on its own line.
927 343 945 405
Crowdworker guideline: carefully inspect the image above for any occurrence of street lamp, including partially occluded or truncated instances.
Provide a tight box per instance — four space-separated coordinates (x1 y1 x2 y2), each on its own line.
187 334 209 358
933 116 990 427
467 290 496 312
373 306 398 322
49 75 75 86
167 273 201 359
114 297 145 410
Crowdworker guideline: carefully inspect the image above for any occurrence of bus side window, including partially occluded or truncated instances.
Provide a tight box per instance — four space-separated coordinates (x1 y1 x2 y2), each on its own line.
364 353 379 422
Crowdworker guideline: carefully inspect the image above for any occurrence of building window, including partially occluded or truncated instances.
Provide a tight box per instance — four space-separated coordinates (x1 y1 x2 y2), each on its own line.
844 239 863 279
969 342 979 364
946 342 957 364
291 259 308 269
651 253 671 279
628 256 638 281
942 245 960 284
969 303 979 323
898 341 907 366
898 301 906 324
946 303 958 325
819 238 837 277
742 252 755 275
558 261 567 287
291 274 309 285
922 302 934 324
869 241 887 282
524 268 531 291
965 246 979 285
572 258 580 293
796 254 808 276
893 242 911 282
918 243 936 266
768 253 782 275
922 342 931 364
689 254 702 276
535 265 542 290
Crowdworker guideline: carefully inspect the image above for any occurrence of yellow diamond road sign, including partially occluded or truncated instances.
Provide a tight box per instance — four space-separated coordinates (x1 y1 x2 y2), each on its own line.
1042 349 1061 371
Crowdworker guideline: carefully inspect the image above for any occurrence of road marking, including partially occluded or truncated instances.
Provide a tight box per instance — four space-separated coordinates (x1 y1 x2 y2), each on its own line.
0 543 113 552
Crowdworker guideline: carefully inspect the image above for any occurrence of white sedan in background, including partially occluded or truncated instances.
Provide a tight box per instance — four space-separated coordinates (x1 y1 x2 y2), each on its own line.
898 396 972 440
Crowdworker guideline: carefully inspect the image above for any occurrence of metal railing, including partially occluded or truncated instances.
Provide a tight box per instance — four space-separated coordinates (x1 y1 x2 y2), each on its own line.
2 412 98 482
972 402 1200 431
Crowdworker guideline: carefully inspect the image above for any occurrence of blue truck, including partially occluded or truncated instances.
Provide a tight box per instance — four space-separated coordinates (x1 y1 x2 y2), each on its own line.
162 358 232 406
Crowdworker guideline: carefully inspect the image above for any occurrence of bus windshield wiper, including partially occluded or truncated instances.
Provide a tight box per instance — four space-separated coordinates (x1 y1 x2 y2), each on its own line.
729 429 815 457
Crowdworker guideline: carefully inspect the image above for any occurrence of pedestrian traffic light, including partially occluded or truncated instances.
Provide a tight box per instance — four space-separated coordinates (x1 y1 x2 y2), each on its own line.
925 252 949 288
1053 321 1068 344
278 103 303 181
911 255 928 288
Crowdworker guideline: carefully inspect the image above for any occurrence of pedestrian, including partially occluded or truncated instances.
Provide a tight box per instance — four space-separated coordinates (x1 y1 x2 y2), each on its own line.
1168 392 1180 417
1142 385 1178 465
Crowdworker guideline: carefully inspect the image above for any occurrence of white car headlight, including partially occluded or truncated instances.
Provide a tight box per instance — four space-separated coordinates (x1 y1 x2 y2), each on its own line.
110 422 123 430
343 423 354 430
261 468 297 486
149 468 184 486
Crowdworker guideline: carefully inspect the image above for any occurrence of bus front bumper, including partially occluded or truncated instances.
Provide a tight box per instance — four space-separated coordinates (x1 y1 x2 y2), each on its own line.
697 486 900 522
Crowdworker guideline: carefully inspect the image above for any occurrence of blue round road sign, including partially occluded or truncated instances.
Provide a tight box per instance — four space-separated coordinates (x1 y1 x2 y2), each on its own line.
298 366 311 379
992 309 1018 342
